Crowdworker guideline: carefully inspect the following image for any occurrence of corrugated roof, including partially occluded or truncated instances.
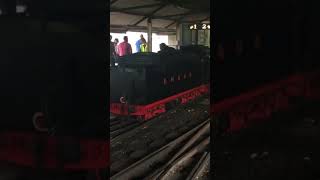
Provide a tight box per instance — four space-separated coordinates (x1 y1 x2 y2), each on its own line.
110 0 210 33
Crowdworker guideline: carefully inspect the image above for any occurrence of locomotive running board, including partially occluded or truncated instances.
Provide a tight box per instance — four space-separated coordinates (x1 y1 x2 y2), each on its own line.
110 84 209 120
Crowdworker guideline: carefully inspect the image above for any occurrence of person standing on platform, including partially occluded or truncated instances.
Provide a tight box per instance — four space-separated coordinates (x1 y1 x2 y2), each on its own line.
110 35 116 66
114 38 119 55
135 34 146 53
159 43 175 53
140 38 148 52
117 36 132 57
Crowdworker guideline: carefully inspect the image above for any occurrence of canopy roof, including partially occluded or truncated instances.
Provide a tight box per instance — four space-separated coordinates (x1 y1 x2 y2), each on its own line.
110 0 210 33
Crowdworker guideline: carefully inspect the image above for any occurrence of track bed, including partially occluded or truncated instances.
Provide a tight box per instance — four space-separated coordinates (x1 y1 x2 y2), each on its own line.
110 97 210 176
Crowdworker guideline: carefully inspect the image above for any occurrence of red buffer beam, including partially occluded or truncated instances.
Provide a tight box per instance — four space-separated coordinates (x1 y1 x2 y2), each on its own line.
111 84 210 120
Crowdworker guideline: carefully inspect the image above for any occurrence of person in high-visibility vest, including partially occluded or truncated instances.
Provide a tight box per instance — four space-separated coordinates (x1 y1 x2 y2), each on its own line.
135 34 145 53
140 38 148 52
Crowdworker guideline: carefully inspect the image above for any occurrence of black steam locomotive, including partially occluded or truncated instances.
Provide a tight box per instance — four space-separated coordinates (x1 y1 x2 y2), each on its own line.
110 45 210 120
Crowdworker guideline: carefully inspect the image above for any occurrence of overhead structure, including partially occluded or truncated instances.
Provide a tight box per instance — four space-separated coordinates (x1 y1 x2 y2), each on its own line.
110 0 210 34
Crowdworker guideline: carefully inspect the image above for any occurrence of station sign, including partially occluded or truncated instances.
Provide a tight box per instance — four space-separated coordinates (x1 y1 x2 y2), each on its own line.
189 23 210 30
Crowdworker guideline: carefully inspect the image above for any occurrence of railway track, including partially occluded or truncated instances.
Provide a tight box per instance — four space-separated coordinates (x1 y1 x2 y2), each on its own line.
110 114 119 126
110 115 142 139
110 119 210 180
110 97 209 175
109 96 209 139
186 152 210 180
151 138 210 180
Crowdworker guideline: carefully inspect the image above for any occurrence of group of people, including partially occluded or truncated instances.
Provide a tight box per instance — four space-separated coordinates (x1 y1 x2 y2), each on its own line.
110 33 175 66
110 34 148 56
110 35 130 58
110 34 149 66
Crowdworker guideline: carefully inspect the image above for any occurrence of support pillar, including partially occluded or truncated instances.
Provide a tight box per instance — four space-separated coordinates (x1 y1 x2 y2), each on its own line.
147 18 152 52
176 23 181 49
194 30 198 45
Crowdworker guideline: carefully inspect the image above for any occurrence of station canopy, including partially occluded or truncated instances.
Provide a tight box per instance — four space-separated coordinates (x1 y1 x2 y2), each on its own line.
110 0 210 34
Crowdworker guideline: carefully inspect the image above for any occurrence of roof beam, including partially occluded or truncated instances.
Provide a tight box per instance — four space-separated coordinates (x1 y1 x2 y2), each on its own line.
157 11 204 18
110 7 210 24
200 16 210 22
165 21 177 29
114 3 164 11
173 14 210 24
110 25 176 33
180 19 210 23
133 4 167 26
111 9 177 21
164 10 191 29
110 0 120 5
164 18 209 29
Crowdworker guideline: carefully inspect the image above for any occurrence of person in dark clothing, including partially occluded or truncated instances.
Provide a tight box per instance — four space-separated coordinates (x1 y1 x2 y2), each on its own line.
114 38 119 55
159 43 176 53
110 35 116 66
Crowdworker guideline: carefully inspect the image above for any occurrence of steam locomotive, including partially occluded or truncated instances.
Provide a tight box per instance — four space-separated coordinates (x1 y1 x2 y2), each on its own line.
110 45 210 120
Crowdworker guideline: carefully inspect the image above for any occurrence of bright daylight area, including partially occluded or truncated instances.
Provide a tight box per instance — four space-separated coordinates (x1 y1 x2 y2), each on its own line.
111 31 169 53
